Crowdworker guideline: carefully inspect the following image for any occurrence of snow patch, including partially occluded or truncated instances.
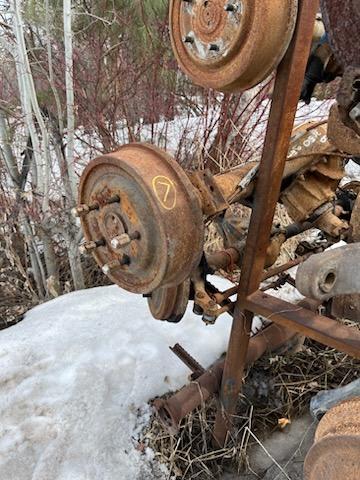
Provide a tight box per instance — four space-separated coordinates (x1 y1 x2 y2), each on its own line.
0 278 236 479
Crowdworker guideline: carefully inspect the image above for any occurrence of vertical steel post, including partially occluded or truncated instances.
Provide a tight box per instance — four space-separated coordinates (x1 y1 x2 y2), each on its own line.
213 0 320 446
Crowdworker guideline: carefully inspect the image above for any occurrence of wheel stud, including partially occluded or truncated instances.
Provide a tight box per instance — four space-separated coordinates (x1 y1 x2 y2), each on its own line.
79 239 105 254
111 231 140 249
72 203 99 218
102 255 131 274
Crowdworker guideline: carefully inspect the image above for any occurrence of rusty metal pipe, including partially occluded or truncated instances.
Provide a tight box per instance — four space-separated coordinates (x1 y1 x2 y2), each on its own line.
205 248 240 271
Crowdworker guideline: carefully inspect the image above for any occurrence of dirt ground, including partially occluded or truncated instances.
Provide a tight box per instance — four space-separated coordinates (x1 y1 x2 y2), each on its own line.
222 414 316 480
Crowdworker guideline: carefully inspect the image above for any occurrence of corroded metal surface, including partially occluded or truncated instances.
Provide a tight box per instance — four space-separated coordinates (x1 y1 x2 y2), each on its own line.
281 121 345 227
304 397 360 480
328 104 360 155
331 294 360 323
351 191 360 243
148 280 190 322
169 0 298 92
336 68 360 135
321 0 360 68
243 291 360 359
78 143 204 294
188 169 229 216
296 244 360 301
170 343 206 376
155 322 298 434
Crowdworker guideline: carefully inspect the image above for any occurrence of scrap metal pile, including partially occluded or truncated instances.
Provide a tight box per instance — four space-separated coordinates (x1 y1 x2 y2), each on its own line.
74 1 360 478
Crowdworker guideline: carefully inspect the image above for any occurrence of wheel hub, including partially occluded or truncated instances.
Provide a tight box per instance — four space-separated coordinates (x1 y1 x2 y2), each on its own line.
170 0 298 92
182 0 243 65
78 143 204 294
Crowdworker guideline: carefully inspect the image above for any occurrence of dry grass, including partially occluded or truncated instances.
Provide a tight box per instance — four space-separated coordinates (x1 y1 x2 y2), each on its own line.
140 336 360 479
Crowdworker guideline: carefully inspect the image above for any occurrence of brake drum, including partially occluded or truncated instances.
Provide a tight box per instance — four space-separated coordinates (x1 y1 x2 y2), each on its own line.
78 143 204 294
169 0 298 92
304 397 360 480
148 279 191 323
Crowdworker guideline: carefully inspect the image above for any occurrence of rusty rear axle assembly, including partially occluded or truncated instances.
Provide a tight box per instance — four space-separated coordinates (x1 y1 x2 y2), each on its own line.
76 119 351 324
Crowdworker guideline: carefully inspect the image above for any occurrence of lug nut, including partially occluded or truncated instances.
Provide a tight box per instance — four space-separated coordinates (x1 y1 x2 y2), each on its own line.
209 44 219 52
111 231 140 249
102 255 131 274
72 203 99 218
79 238 105 254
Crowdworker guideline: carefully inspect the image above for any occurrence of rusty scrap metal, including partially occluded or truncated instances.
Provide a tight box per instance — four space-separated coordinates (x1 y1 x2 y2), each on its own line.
213 254 311 304
78 143 204 294
321 0 360 69
205 247 240 272
187 169 229 216
154 322 300 434
74 0 360 454
336 68 360 136
328 97 360 156
215 162 257 204
330 187 360 322
154 361 222 435
331 294 360 324
243 291 360 359
213 0 320 446
148 280 190 323
281 155 345 225
169 343 206 377
296 244 360 301
304 397 360 480
280 121 350 236
79 238 106 254
350 188 360 242
262 254 310 281
169 0 298 92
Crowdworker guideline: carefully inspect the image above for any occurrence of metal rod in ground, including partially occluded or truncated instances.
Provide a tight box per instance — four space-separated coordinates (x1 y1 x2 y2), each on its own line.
170 343 205 376
213 0 320 447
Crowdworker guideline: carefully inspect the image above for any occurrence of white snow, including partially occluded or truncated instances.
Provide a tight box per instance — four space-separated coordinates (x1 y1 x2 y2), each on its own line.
0 277 239 480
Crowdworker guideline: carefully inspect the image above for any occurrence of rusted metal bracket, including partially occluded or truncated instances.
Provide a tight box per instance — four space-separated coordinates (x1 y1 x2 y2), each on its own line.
243 291 360 359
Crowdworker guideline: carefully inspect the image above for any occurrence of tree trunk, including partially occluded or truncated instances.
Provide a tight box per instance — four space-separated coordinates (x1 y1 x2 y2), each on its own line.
67 235 85 290
40 230 62 297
